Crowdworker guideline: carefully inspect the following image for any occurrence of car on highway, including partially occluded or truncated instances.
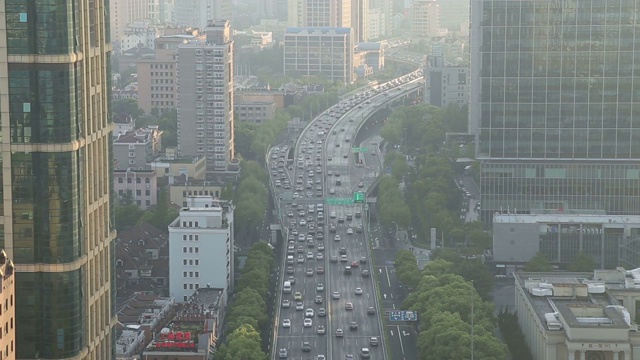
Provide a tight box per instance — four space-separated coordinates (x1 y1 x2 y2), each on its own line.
367 307 376 315
306 268 314 276
362 269 371 277
302 341 311 352
340 255 348 262
316 266 324 274
294 292 302 301
296 302 304 310
282 319 291 328
355 287 363 295
318 308 326 317
316 283 324 292
287 266 294 274
345 302 353 310
340 247 347 255
335 328 344 337
370 336 379 346
330 255 338 263
279 348 288 358
305 308 315 318
317 325 326 335
316 253 324 261
304 318 312 327
334 234 341 241
346 228 353 235
282 299 291 308
332 291 340 299
315 295 323 304
307 251 314 260
350 321 358 330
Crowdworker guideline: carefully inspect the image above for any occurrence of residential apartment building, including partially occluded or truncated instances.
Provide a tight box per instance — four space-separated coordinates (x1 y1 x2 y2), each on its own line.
369 0 392 38
514 269 640 360
168 197 234 303
284 27 355 84
113 126 163 170
470 0 640 225
287 0 352 27
412 0 440 38
137 33 204 114
120 21 161 53
424 54 468 107
113 170 159 209
234 101 276 124
113 113 136 138
174 0 232 29
0 251 15 360
110 0 148 43
177 20 237 173
1 0 116 357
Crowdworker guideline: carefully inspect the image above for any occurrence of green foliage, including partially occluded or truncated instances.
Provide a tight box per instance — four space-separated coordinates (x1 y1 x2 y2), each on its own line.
214 324 268 360
114 204 143 231
136 109 178 148
233 161 269 243
400 265 507 360
112 98 143 118
498 309 534 360
394 250 421 289
524 252 554 272
377 175 411 229
568 252 597 272
217 242 274 358
137 188 178 231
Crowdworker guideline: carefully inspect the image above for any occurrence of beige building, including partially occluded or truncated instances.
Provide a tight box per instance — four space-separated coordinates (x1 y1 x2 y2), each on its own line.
110 0 149 44
150 153 208 180
412 0 440 38
514 270 640 360
169 176 223 207
0 251 15 360
235 92 286 109
234 101 276 124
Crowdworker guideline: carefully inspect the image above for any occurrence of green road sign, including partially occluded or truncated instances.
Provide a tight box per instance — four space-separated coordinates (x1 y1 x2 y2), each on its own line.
326 198 354 205
351 147 369 153
354 192 365 203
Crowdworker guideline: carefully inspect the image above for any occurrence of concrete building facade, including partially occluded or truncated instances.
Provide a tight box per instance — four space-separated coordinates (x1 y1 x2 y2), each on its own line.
284 27 354 84
113 126 163 170
424 54 468 107
411 0 440 38
177 20 237 172
0 251 15 360
1 0 117 357
174 0 232 29
168 197 234 303
234 101 276 124
493 213 640 275
113 170 159 209
514 270 640 360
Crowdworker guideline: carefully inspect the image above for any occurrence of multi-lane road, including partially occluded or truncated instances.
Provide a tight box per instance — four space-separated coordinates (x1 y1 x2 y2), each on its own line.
269 73 424 360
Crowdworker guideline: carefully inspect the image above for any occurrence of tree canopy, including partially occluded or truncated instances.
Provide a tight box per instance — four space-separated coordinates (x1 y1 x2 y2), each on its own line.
524 252 554 272
568 252 597 272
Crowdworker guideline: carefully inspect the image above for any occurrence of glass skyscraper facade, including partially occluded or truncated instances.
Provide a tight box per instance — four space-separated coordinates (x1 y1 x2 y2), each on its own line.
2 0 116 358
469 0 640 224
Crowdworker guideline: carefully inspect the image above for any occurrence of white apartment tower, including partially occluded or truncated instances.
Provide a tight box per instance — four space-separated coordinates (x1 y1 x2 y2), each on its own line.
177 20 236 172
174 0 232 29
168 197 235 303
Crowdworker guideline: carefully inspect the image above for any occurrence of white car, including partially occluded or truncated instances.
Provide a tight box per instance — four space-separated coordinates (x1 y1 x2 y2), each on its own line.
296 302 304 310
304 318 313 327
334 235 341 241
282 299 291 308
355 287 363 295
316 283 324 292
300 219 307 226
307 251 315 260
305 308 315 318
293 192 300 199
347 228 354 235
330 211 337 218
283 319 291 328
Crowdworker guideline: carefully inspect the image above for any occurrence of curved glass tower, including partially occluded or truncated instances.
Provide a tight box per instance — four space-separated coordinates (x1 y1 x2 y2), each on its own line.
1 0 116 358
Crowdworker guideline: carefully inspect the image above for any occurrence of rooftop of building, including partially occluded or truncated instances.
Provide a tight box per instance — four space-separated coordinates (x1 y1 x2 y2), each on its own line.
515 270 640 332
494 213 640 224
152 156 204 164
114 126 162 144
285 27 352 34
170 174 223 187
116 292 175 328
113 112 134 124
144 288 223 354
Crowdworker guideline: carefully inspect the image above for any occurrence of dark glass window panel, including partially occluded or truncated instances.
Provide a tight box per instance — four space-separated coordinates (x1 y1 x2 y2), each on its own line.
16 271 83 358
11 151 81 264
8 63 80 144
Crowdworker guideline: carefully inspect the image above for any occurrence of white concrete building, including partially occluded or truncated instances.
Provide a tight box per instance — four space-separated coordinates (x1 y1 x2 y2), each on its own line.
515 270 640 360
120 21 161 52
174 0 232 29
168 197 234 303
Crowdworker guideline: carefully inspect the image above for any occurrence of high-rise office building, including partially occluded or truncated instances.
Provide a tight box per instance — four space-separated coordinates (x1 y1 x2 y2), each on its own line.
177 20 236 173
284 27 355 84
412 0 440 38
1 0 116 358
470 0 640 224
174 0 232 29
287 0 352 27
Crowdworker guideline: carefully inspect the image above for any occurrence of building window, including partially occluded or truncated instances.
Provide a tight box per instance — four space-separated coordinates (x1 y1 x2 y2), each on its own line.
183 271 187 277
195 247 199 254
189 259 193 265
183 259 187 265
194 235 199 241
118 178 123 183
183 284 187 289
195 272 199 278
189 247 193 253
183 247 187 253
145 178 150 183
182 235 187 240
195 259 199 265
